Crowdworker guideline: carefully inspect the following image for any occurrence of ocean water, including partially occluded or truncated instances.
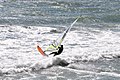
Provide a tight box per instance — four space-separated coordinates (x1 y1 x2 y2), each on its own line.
0 0 120 80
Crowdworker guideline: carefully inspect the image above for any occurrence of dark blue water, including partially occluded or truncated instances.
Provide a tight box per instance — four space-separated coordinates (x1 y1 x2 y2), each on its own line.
0 0 120 26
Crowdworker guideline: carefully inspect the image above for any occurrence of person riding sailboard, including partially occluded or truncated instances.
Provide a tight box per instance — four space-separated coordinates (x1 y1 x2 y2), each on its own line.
49 45 63 56
37 17 79 57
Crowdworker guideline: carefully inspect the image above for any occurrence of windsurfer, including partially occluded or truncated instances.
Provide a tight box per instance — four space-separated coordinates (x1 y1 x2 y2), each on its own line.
49 45 63 56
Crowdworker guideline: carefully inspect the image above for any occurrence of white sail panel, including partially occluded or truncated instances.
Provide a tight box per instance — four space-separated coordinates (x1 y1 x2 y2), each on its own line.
45 17 79 52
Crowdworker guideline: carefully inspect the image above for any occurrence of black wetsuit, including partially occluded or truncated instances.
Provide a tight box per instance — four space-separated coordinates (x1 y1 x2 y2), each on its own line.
49 45 63 56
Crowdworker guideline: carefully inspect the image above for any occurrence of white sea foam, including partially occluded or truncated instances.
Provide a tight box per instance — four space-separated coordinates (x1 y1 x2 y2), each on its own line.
0 25 120 75
31 57 68 71
0 25 68 75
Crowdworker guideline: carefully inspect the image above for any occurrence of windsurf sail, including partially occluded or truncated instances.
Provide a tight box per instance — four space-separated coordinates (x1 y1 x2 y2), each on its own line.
44 17 79 52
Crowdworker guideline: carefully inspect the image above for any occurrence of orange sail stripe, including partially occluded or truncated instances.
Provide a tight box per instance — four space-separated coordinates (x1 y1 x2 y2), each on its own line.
37 45 45 56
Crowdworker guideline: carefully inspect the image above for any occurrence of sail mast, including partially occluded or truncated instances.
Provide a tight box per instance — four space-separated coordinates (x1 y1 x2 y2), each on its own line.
45 17 79 52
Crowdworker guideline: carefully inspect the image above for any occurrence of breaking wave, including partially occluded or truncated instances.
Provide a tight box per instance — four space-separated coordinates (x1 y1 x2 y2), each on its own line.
0 24 120 78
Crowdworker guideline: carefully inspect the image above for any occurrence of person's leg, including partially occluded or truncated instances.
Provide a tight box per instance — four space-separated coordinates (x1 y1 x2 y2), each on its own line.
49 52 57 55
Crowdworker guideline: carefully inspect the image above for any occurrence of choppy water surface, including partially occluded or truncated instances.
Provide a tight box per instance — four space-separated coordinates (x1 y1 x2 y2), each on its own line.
0 0 120 80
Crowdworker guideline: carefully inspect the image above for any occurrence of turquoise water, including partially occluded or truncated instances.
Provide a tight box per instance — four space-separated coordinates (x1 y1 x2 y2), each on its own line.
0 0 120 80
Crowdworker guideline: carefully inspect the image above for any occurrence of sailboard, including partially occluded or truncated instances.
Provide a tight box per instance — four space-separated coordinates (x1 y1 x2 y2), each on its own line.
37 45 48 56
37 17 79 56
